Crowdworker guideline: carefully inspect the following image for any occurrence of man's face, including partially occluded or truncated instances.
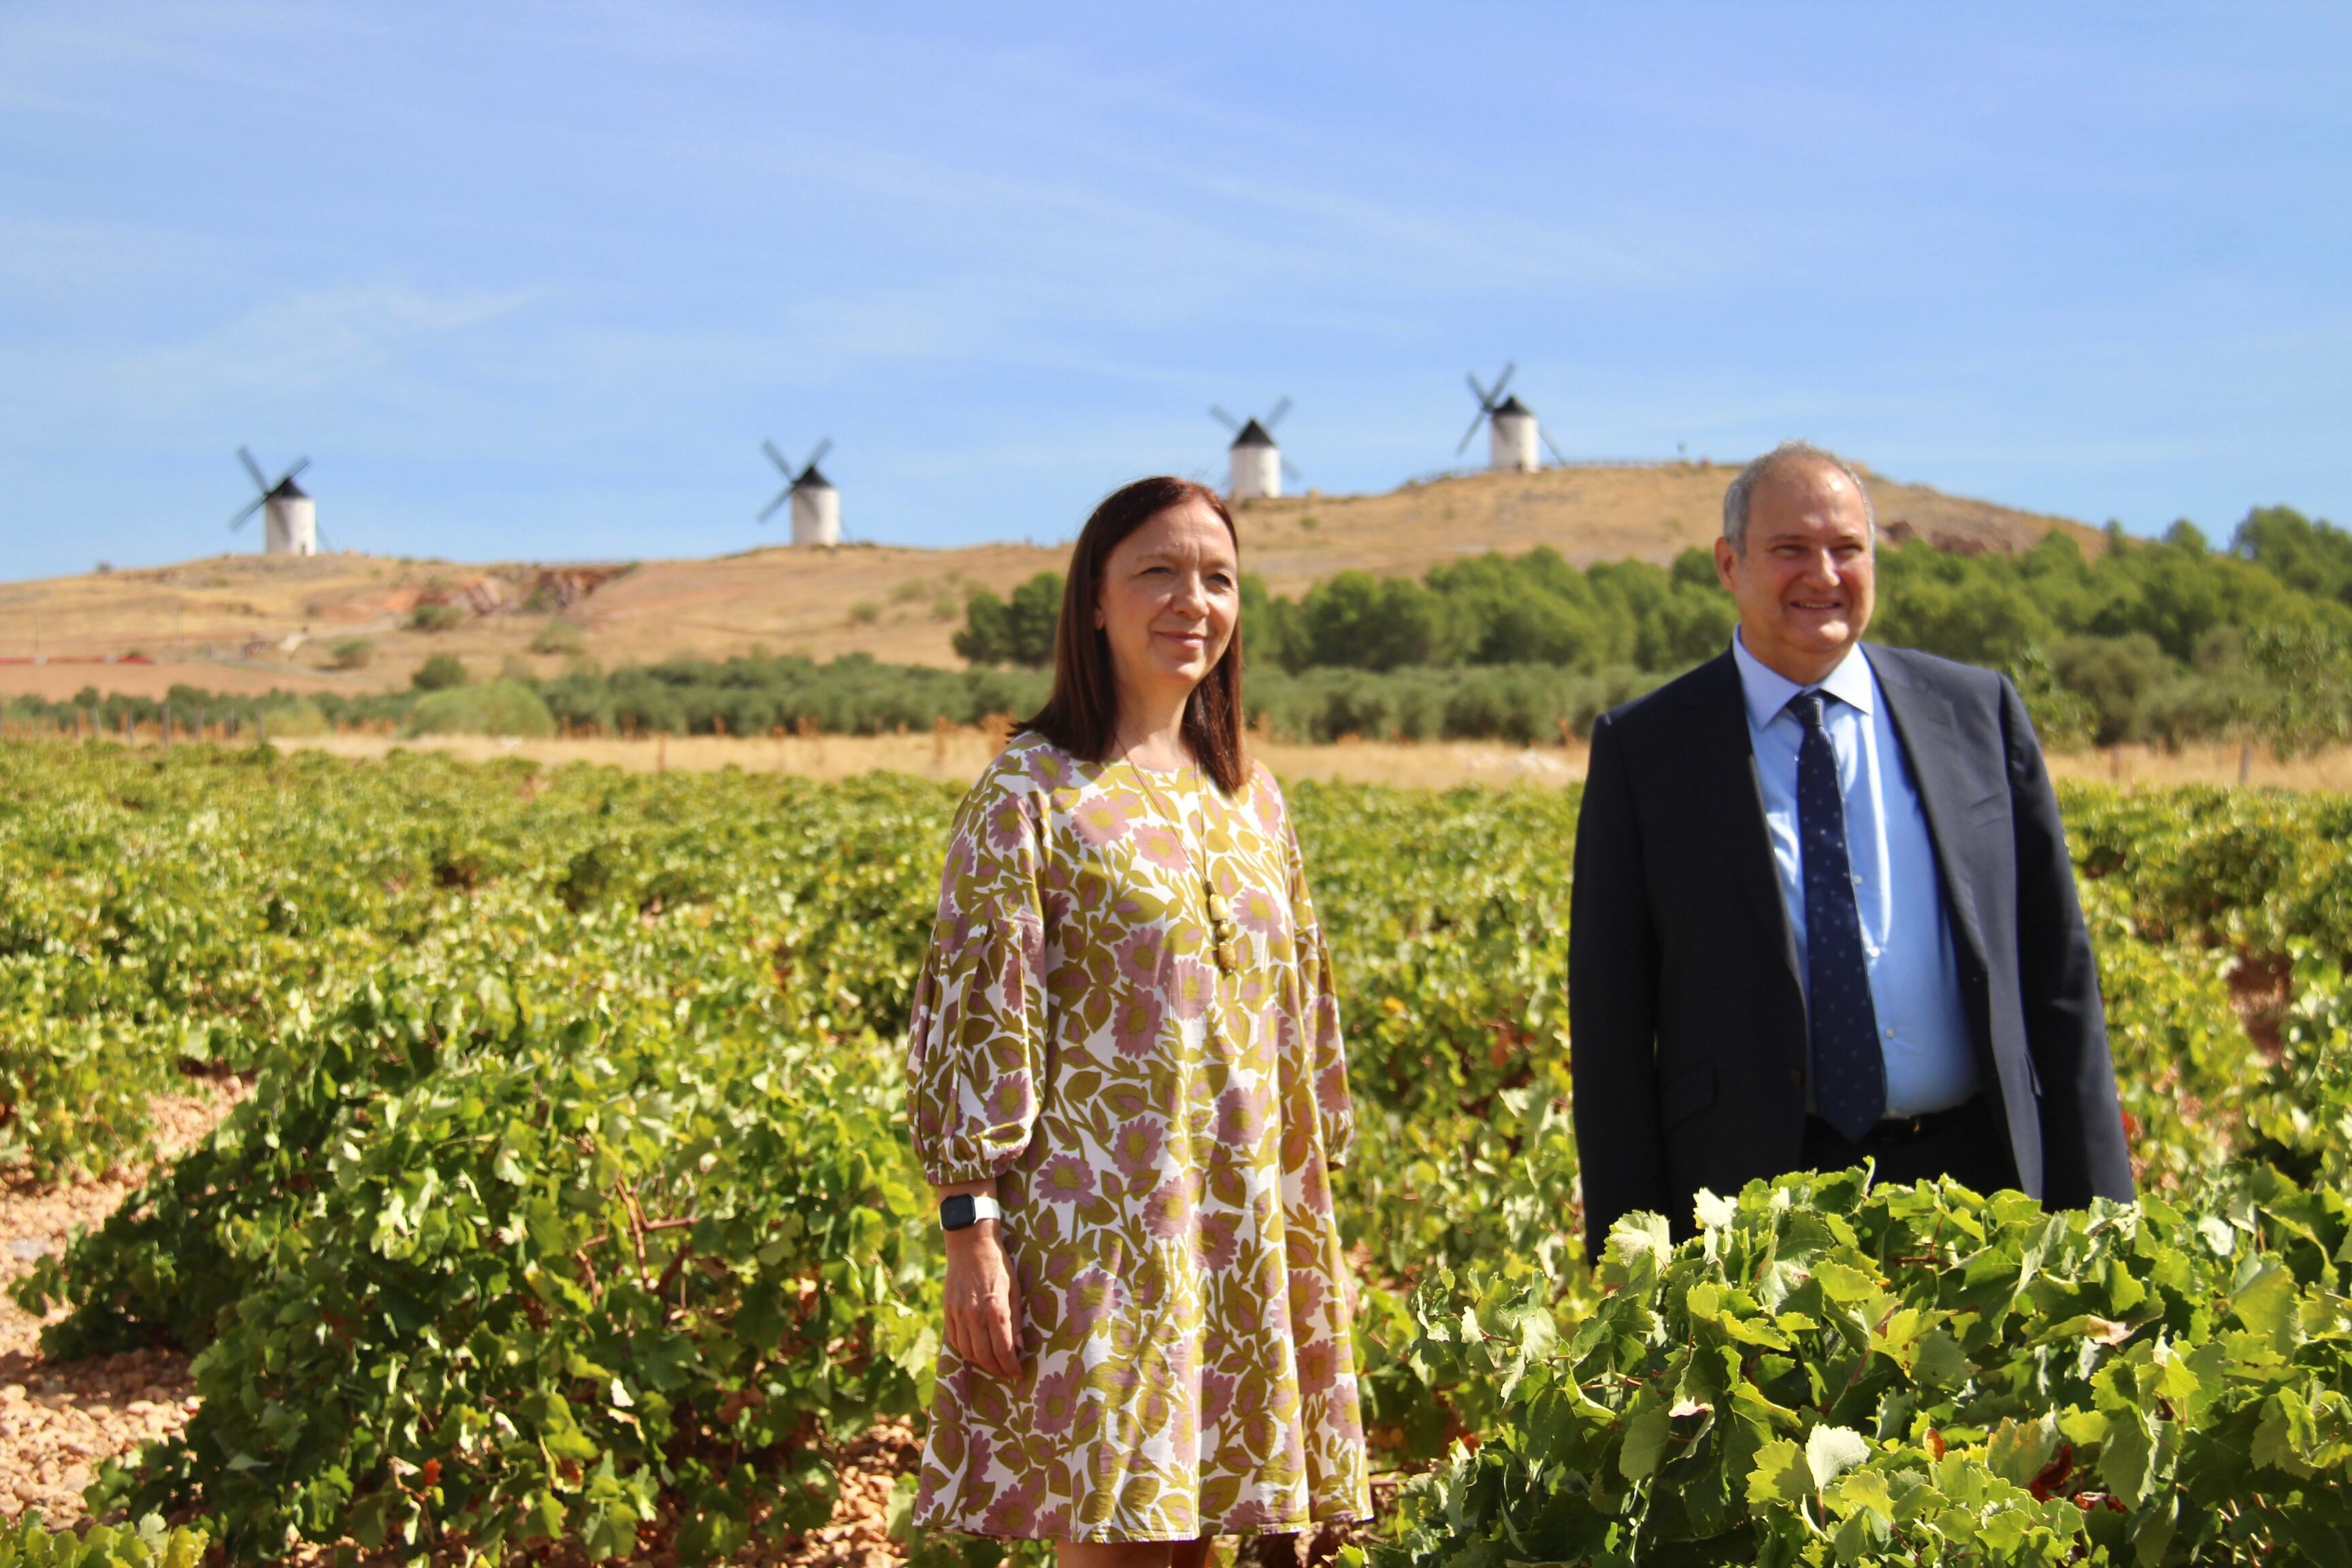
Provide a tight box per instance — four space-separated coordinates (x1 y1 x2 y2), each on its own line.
1713 459 1876 685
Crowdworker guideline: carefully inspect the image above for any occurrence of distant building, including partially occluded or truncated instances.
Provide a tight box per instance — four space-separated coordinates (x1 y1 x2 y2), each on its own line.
263 477 317 555
1488 395 1540 474
1228 419 1281 501
790 465 841 547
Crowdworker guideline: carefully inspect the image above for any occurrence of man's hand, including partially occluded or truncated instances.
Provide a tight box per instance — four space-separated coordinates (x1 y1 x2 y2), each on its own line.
943 1219 1024 1380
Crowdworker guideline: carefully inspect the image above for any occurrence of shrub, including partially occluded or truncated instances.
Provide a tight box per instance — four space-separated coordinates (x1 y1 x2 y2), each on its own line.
1245 664 1658 742
329 638 374 670
0 1512 206 1566
410 602 466 634
67 970 931 1561
952 574 1062 666
255 698 328 737
532 620 586 656
412 653 468 691
408 680 556 738
1381 1164 2352 1568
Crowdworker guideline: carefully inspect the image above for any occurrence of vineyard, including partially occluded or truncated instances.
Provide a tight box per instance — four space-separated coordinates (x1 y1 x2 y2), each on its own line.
0 742 2350 1564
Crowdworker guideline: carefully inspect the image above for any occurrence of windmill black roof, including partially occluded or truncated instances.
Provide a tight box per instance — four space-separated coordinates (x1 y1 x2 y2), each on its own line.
1492 394 1533 417
796 464 836 489
1228 418 1277 449
270 476 309 500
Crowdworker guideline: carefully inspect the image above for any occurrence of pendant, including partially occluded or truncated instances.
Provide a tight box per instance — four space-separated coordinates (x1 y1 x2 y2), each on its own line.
1205 892 1239 973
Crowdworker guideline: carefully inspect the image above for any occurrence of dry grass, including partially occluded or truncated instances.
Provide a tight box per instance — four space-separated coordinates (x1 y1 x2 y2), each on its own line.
272 730 1588 788
265 731 2352 794
2043 742 2352 793
0 465 2091 697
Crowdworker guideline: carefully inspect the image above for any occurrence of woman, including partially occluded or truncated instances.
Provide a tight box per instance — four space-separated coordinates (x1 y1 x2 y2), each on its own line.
904 476 1369 1566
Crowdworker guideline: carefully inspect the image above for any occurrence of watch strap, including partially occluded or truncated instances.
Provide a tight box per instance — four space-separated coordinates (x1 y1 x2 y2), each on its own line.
939 1193 1004 1231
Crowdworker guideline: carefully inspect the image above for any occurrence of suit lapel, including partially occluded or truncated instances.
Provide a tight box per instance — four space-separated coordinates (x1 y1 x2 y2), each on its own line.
1868 646 1992 973
1673 653 1803 992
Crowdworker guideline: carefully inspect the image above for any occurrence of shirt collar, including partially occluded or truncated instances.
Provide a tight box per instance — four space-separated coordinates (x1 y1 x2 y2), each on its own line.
1731 628 1876 730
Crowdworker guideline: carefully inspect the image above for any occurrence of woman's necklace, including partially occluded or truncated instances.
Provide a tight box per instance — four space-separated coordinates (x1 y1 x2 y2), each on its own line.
1126 757 1239 975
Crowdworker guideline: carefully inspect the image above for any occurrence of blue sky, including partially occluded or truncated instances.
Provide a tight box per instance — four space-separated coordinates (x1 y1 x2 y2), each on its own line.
3 3 2347 578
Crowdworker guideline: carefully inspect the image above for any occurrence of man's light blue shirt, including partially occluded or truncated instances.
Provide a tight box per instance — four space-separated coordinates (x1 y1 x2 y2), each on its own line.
1731 632 1980 1118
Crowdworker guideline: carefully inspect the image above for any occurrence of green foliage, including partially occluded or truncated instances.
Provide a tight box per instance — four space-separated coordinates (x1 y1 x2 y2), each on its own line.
9 755 953 1561
0 1513 205 1568
2231 505 2352 608
2243 624 2352 757
412 653 469 691
1381 1164 2352 1568
328 638 374 671
1245 665 1659 744
952 574 1063 667
408 679 557 738
538 653 1051 737
1237 550 1733 678
255 698 327 737
410 602 467 634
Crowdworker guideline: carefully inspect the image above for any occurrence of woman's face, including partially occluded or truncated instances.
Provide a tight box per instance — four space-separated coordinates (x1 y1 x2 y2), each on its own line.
1094 498 1240 715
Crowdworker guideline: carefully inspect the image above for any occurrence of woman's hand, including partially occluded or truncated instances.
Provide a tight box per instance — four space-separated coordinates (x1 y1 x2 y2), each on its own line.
943 1219 1024 1379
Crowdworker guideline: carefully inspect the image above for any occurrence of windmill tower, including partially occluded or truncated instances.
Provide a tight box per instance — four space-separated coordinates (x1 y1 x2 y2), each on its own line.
1209 398 1295 502
229 448 316 555
759 438 840 547
1458 364 1567 473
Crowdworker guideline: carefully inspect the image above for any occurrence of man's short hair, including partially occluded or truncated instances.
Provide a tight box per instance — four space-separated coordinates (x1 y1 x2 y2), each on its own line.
1722 441 1877 554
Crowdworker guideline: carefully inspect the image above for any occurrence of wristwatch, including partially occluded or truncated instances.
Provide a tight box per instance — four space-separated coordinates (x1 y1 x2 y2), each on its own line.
939 1194 1004 1232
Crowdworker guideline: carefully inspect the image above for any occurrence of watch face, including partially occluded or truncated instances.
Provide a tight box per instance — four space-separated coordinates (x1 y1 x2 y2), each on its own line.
941 1194 976 1230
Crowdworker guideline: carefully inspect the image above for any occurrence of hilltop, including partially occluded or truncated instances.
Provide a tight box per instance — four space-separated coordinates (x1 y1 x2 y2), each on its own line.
0 463 2097 698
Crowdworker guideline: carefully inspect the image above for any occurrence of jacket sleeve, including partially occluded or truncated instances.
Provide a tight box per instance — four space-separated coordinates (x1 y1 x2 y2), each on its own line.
904 771 1050 1188
1571 712 1671 1264
2001 677 2135 1206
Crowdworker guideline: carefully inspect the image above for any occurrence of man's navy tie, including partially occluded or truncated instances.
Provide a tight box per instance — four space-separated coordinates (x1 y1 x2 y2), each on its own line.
1791 690 1887 1141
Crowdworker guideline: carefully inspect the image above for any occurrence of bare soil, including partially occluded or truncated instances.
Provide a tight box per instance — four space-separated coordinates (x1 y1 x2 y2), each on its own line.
0 1085 248 1527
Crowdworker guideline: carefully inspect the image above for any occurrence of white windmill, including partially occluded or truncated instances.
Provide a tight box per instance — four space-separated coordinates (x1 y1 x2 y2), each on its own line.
1209 398 1298 502
229 447 318 555
1458 364 1567 473
759 438 840 547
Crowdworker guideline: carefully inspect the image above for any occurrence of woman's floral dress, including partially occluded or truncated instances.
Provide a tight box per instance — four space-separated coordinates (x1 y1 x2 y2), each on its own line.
905 731 1369 1544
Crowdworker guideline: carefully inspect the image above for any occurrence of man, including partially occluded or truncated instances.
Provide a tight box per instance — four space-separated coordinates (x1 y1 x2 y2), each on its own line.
1569 442 2133 1262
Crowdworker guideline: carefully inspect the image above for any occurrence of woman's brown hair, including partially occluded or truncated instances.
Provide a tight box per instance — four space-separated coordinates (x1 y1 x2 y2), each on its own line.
1024 476 1248 792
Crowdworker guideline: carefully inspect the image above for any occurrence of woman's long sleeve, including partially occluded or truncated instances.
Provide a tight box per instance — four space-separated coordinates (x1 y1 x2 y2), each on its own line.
1285 814 1357 1170
905 776 1049 1187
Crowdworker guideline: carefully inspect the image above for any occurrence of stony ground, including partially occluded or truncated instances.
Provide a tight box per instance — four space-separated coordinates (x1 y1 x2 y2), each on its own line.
0 1085 246 1527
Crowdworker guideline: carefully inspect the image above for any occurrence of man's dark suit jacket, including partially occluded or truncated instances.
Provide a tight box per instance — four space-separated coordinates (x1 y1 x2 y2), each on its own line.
1569 642 2134 1262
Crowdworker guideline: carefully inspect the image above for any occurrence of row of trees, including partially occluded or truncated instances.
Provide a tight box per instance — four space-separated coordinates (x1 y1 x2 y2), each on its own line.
949 506 2352 750
947 550 1735 674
